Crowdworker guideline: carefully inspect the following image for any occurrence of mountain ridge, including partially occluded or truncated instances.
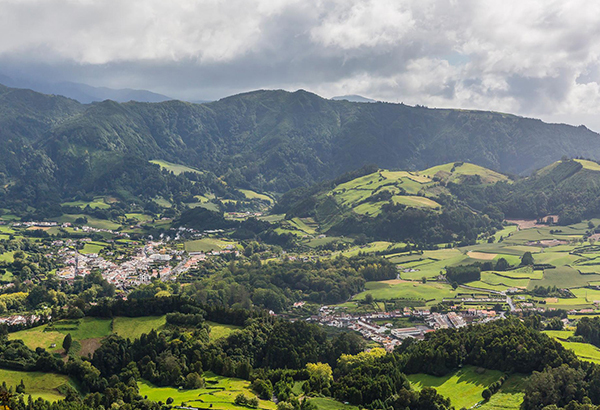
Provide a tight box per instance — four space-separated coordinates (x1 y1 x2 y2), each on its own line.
1 84 600 208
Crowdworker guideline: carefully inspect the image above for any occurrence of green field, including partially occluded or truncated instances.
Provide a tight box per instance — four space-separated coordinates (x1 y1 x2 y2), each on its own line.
421 162 508 184
150 159 204 175
240 189 273 204
139 372 276 409
207 321 241 341
62 196 111 209
407 366 504 409
309 397 359 410
113 316 167 340
81 241 107 254
392 195 441 209
57 214 121 230
543 329 600 364
478 374 527 410
10 317 113 355
0 368 73 402
354 280 457 304
185 238 240 252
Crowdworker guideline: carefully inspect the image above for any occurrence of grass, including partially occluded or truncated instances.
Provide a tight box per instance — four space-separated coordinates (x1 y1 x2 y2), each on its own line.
392 195 441 209
185 238 240 252
0 250 17 262
9 317 112 354
113 316 167 340
354 280 457 304
529 266 600 289
150 159 204 175
139 372 276 409
207 321 241 341
62 196 111 209
544 329 600 364
125 213 154 222
309 397 359 410
421 162 508 184
57 214 121 230
407 366 504 409
478 374 527 410
240 189 273 204
575 159 600 171
81 241 107 254
0 368 73 402
9 326 66 352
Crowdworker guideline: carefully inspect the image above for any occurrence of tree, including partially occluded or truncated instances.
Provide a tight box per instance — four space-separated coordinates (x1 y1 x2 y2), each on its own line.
62 333 72 353
248 397 259 408
185 372 204 389
0 390 11 410
482 389 492 401
521 252 534 266
495 258 510 271
364 293 374 305
235 393 248 406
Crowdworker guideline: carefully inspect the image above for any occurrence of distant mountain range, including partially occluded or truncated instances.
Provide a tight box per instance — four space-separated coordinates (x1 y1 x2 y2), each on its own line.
0 73 171 103
1 83 600 208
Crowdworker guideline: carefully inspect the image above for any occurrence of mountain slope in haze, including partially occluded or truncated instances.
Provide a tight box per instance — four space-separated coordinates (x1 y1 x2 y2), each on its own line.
2 85 600 207
0 75 171 103
331 94 377 103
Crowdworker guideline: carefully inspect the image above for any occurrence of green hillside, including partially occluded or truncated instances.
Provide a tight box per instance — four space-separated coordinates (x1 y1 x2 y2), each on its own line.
276 162 507 243
1 85 600 212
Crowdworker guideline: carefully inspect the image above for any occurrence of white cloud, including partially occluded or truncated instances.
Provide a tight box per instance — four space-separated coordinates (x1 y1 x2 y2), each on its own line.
1 0 600 129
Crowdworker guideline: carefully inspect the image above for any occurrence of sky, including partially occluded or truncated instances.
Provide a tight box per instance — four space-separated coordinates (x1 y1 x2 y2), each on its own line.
2 0 600 130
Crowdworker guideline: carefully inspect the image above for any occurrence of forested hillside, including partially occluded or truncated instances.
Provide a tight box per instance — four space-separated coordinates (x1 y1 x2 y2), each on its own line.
2 84 600 209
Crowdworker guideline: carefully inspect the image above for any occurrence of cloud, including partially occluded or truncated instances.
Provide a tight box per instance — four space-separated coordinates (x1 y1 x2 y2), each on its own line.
1 0 600 130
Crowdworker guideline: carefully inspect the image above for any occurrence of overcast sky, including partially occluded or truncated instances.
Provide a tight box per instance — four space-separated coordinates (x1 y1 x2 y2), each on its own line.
2 0 600 130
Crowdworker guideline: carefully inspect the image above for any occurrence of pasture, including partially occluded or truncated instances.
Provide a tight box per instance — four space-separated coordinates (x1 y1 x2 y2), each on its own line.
354 280 457 305
478 374 527 410
0 368 73 402
139 372 276 409
207 321 241 341
185 238 240 252
407 366 504 409
150 159 204 175
62 196 111 209
113 315 167 340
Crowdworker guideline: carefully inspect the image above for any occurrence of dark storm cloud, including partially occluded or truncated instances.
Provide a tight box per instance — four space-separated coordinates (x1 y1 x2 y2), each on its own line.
1 0 600 129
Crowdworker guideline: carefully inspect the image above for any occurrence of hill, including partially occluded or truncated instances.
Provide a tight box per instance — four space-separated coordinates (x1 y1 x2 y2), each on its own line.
275 162 508 244
449 158 600 223
1 85 600 210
